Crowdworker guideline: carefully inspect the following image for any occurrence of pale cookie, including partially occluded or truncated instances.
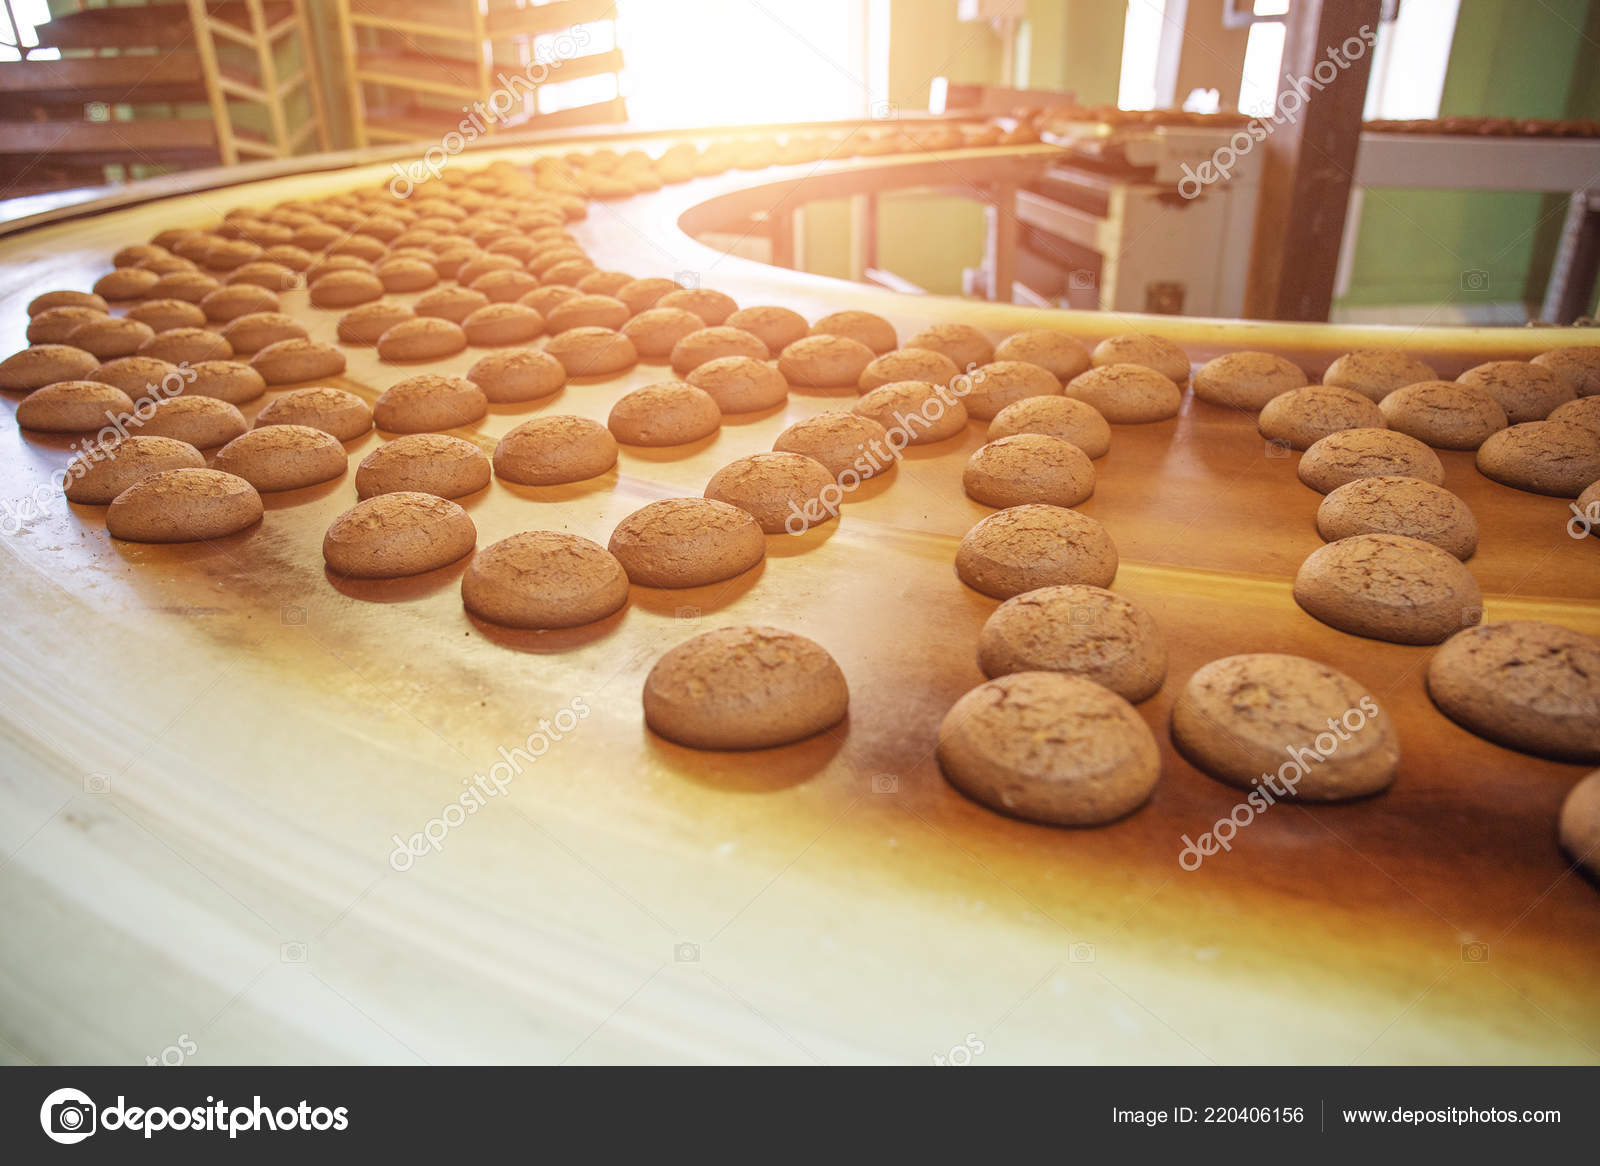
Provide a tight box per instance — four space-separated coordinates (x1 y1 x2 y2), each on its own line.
987 395 1111 459
462 303 543 346
1293 533 1482 644
608 382 722 446
27 306 108 344
224 260 295 291
577 270 634 297
28 290 107 316
778 334 875 388
187 360 267 405
15 381 134 433
616 276 682 314
0 344 100 391
544 326 638 377
375 256 438 293
139 395 248 449
152 270 222 303
1550 396 1600 435
65 435 205 503
1316 476 1478 560
658 288 737 326
964 434 1094 509
812 310 896 355
956 504 1118 598
1427 621 1600 763
213 424 347 492
322 492 476 579
545 293 630 333
106 468 263 542
1171 654 1399 801
672 326 769 375
978 584 1166 702
338 302 416 345
1258 385 1386 450
726 306 808 353
67 316 155 360
1093 333 1190 383
377 317 468 362
859 347 960 392
773 412 894 482
1476 420 1600 497
466 349 566 402
494 414 617 484
220 311 306 354
993 330 1092 383
687 355 787 413
1193 350 1307 410
1458 360 1576 423
125 299 208 334
643 626 849 750
853 380 968 444
1533 347 1600 397
1377 380 1507 450
462 531 629 629
907 323 993 370
704 451 837 533
91 356 179 400
608 497 765 587
963 360 1062 420
92 267 160 301
1558 770 1600 879
938 671 1158 826
373 374 487 433
200 284 279 322
415 286 490 324
251 338 346 385
1322 350 1437 402
1064 363 1181 423
309 269 385 308
137 326 232 365
255 386 372 440
621 307 706 358
356 433 490 499
1297 428 1444 494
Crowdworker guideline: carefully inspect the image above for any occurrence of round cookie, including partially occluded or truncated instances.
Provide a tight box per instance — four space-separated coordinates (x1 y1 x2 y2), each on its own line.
1378 380 1508 450
545 293 630 333
1322 350 1437 402
811 310 896 355
1063 363 1181 423
704 451 837 533
963 360 1063 420
621 307 706 359
15 381 134 432
773 412 895 482
466 349 565 402
91 355 180 401
153 271 222 305
376 317 468 362
137 326 232 365
1193 350 1307 410
139 395 248 449
322 492 476 579
213 424 347 492
338 302 416 345
1427 622 1600 763
1258 385 1385 450
956 504 1118 598
978 585 1166 702
493 415 617 484
671 326 768 375
462 531 629 629
1171 654 1400 801
28 290 107 316
1092 333 1190 383
1297 428 1445 493
778 334 875 388
1458 360 1576 422
1294 533 1482 644
686 355 787 413
221 311 307 354
65 435 206 504
937 672 1158 826
251 338 346 385
0 344 100 392
963 434 1094 509
907 323 993 370
92 267 161 301
1476 420 1600 497
1549 395 1600 436
67 316 156 360
355 434 489 499
1558 770 1600 879
186 360 267 405
1533 347 1600 397
415 286 491 324
125 299 208 334
28 305 110 344
200 284 278 322
1576 479 1600 536
615 276 682 314
375 256 438 293
608 382 721 446
993 330 1092 383
608 497 765 587
462 303 543 346
255 386 372 440
859 347 960 392
105 468 263 542
725 305 809 353
657 288 737 327
1316 476 1478 560
643 626 849 750
987 395 1111 459
309 269 384 307
577 270 634 297
853 380 968 444
544 326 637 377
374 374 487 434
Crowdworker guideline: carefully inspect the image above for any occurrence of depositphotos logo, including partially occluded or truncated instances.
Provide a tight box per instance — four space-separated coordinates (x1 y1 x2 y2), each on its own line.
39 1087 350 1142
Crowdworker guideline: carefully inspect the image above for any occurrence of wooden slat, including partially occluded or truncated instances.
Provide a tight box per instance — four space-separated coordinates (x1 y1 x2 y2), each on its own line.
32 2 292 50
0 118 216 154
0 53 207 105
347 6 480 44
542 47 625 86
354 51 486 101
485 0 617 38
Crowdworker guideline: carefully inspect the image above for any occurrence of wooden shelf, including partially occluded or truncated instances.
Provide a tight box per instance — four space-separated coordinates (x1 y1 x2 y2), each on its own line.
30 1 294 51
0 54 209 106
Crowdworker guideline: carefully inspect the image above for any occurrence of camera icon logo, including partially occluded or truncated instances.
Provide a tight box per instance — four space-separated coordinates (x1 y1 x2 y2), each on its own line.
871 773 899 794
1460 269 1490 292
870 100 898 120
280 941 308 964
673 270 700 290
674 942 700 963
1461 606 1484 626
84 773 111 795
1069 942 1096 964
1461 942 1490 963
675 605 701 621
40 1087 96 1144
280 605 307 626
1068 269 1096 291
1264 438 1291 459
1069 606 1096 626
